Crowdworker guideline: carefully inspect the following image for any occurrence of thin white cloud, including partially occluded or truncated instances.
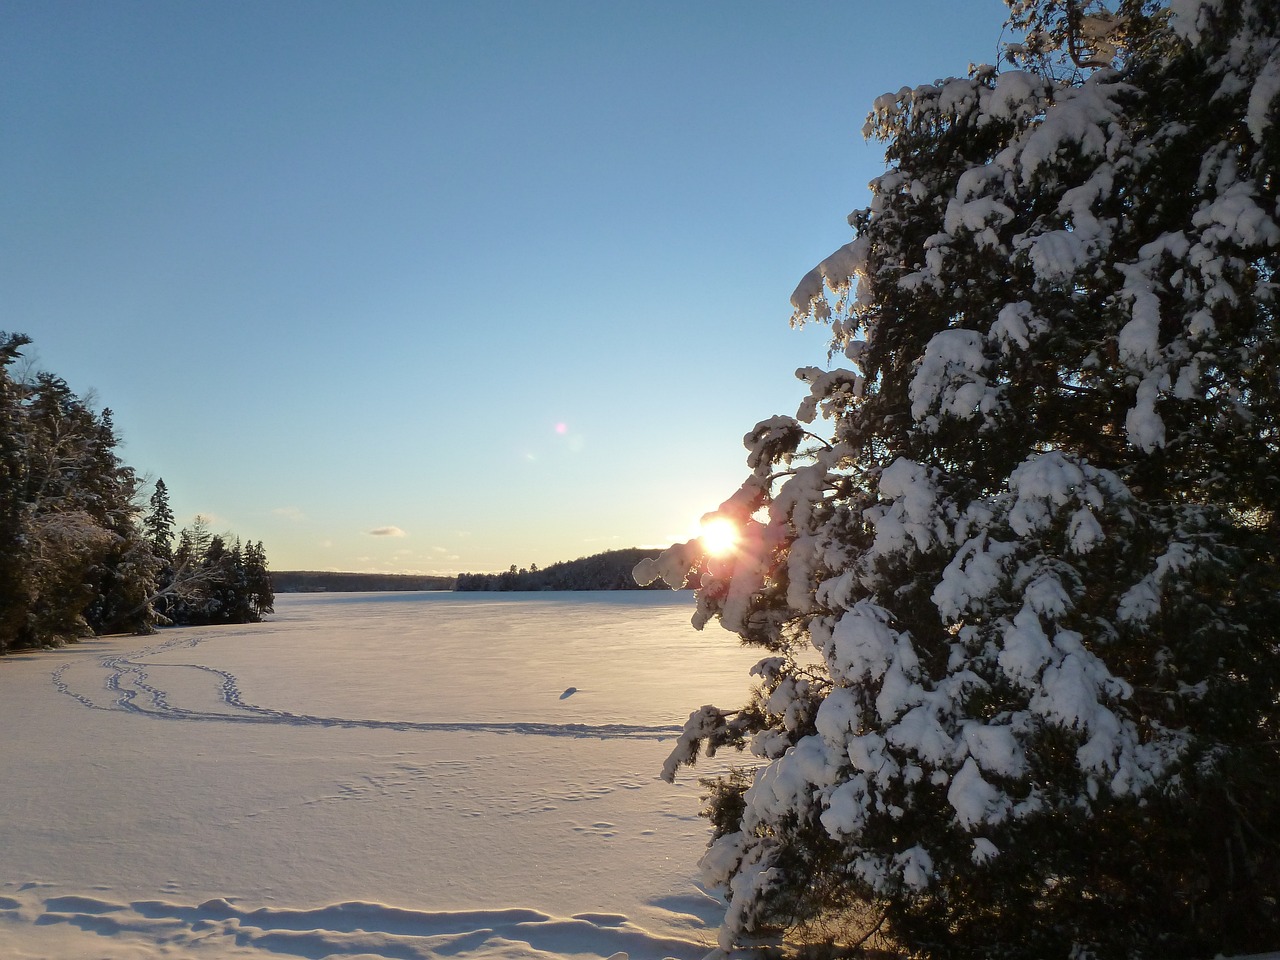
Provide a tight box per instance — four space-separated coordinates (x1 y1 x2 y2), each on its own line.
273 506 306 522
367 526 406 538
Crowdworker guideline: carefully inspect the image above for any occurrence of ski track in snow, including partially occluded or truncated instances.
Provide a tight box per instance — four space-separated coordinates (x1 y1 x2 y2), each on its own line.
5 886 723 960
16 613 737 959
50 635 684 740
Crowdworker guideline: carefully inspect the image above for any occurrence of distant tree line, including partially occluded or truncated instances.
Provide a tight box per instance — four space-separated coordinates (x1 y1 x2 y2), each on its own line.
272 571 454 592
454 548 671 591
0 332 273 655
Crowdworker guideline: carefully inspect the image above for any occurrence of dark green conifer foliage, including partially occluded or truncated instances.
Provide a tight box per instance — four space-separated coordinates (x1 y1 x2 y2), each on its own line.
0 335 274 648
642 2 1280 957
145 478 176 561
0 333 33 654
244 540 275 619
159 525 274 626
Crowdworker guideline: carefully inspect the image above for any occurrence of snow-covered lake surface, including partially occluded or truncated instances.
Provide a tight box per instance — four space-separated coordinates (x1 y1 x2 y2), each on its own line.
0 591 763 960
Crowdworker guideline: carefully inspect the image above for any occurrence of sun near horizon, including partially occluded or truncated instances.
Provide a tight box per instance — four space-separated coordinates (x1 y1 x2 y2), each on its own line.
699 516 740 557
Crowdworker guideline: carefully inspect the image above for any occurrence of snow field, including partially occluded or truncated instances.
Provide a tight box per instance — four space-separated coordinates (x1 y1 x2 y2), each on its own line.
0 592 761 960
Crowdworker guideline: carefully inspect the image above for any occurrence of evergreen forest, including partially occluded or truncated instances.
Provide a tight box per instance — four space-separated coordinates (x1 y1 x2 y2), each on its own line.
454 548 670 591
272 571 454 593
0 332 274 655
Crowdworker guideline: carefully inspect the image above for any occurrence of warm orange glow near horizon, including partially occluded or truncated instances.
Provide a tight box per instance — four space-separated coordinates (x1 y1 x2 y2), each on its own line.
699 516 740 557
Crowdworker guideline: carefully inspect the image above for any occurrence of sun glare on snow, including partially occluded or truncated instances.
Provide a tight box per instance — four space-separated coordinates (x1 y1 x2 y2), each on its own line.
700 516 740 557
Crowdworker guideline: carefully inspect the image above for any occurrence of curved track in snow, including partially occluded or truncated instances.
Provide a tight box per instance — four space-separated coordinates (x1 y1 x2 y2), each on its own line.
51 635 683 740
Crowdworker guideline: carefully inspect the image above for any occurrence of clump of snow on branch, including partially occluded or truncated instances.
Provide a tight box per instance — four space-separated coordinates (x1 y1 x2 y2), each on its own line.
908 329 996 428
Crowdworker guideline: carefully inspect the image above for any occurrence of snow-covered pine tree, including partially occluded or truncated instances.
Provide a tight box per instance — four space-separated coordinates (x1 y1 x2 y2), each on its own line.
638 2 1280 957
145 478 176 562
0 333 33 653
244 540 275 620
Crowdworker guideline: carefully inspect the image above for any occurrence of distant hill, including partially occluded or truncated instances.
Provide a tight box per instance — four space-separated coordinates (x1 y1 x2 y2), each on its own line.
454 547 677 591
272 571 455 593
273 548 685 594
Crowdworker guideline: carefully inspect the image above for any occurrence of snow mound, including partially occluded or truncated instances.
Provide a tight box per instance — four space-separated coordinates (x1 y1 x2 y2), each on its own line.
6 888 710 960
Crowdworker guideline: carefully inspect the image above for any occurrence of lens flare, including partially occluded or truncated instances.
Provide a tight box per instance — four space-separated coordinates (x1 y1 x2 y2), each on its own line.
700 516 740 557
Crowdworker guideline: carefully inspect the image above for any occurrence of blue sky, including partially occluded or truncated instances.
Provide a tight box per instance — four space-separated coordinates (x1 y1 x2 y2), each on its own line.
2 0 1010 574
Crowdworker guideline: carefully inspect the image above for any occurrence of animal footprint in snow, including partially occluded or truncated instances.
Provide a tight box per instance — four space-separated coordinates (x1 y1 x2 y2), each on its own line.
570 821 618 838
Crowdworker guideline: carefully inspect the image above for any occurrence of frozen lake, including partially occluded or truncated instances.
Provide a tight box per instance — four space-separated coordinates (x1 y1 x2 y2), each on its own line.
0 591 762 960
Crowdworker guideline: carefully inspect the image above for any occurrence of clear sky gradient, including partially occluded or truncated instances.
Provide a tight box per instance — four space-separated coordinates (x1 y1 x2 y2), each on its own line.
3 1 1010 574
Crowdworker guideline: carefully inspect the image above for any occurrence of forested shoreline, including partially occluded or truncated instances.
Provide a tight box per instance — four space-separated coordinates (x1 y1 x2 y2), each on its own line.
453 548 669 592
272 571 454 592
0 333 273 655
272 548 686 594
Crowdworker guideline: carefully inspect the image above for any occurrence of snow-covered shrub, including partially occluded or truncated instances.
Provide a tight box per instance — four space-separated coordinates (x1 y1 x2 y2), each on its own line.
641 2 1280 957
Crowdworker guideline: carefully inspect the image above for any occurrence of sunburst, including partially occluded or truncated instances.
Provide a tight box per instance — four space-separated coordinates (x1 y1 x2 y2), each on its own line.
699 516 740 557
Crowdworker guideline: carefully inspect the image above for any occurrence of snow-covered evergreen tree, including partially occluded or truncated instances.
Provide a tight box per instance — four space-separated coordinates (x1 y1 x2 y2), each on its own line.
639 2 1279 956
0 336 273 648
144 478 176 561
